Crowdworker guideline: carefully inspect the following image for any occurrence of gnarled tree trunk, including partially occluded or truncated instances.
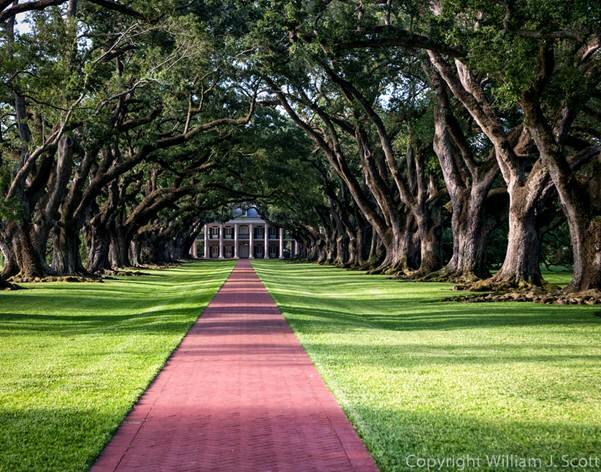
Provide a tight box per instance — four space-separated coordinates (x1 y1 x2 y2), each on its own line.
86 221 111 273
52 224 87 275
491 197 543 287
5 222 47 279
108 225 131 269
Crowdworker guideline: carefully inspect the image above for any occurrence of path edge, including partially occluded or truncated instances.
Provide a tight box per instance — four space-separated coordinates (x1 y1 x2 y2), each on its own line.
250 260 379 472
88 261 237 472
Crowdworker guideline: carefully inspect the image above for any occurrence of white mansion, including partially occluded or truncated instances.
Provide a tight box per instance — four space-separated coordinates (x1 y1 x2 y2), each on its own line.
191 208 299 259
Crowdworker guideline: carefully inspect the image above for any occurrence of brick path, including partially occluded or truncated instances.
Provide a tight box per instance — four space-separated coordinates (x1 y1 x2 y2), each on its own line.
92 260 378 472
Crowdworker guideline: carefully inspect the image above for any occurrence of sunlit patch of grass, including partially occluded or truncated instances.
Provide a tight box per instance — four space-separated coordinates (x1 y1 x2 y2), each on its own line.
542 268 574 287
254 261 601 472
0 261 234 472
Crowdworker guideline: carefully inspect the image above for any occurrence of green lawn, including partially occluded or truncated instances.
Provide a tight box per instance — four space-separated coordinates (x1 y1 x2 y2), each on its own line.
253 261 601 472
0 261 234 472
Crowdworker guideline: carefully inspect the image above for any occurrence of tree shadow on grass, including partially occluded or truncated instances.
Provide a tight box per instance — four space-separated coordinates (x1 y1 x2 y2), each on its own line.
276 299 600 334
0 406 130 472
0 308 205 336
0 264 232 337
347 404 601 472
1 399 599 472
296 338 601 368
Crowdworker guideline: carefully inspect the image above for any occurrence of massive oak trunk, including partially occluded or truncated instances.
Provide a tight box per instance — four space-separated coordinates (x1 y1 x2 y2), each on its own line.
5 223 47 279
430 70 499 280
492 195 543 286
574 216 601 291
544 167 601 292
109 226 131 269
345 231 359 267
415 212 442 275
444 187 495 279
365 226 380 268
429 53 549 287
86 222 111 273
334 234 346 266
130 240 142 266
0 238 18 278
324 230 336 264
52 224 87 275
522 98 601 292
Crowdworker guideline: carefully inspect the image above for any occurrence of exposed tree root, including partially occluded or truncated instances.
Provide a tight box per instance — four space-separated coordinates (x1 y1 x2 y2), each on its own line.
455 277 543 293
449 288 601 305
8 274 103 284
391 270 423 280
417 268 483 284
390 265 448 281
359 257 381 272
367 266 386 275
378 261 412 277
367 257 402 275
358 262 376 271
102 269 151 277
105 263 180 275
340 262 361 270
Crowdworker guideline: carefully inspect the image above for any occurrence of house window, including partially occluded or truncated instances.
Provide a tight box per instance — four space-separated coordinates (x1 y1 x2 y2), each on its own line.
224 226 234 239
254 227 264 239
269 227 278 239
209 227 219 239
239 225 249 238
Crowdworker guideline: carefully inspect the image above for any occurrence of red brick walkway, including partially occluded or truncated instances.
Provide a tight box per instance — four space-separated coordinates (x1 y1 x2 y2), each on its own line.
92 260 378 472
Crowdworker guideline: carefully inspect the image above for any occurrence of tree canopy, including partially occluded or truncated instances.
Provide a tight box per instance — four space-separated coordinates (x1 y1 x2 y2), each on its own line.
0 0 599 300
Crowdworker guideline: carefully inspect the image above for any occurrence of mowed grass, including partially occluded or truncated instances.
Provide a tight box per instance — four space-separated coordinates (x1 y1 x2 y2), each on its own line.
253 261 601 471
0 261 234 472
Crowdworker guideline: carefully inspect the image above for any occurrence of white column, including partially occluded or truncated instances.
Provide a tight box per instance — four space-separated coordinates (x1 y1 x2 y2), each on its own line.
218 224 224 259
203 224 208 258
279 228 284 259
264 223 269 259
293 240 298 257
249 223 254 259
191 240 197 258
234 223 239 259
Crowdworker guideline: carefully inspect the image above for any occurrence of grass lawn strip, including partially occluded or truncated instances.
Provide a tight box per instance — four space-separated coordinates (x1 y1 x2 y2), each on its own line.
0 261 234 472
254 261 601 472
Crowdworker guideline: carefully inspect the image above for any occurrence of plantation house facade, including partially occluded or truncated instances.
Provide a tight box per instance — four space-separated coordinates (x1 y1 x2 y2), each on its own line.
191 208 298 259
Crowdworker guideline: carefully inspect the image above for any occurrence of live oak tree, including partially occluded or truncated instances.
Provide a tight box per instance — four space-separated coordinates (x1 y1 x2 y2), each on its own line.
421 0 601 291
0 0 598 299
247 0 599 294
0 0 258 279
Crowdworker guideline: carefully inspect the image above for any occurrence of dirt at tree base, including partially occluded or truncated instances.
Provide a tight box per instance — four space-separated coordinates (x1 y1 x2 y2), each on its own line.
8 275 103 284
102 270 150 277
449 288 601 305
